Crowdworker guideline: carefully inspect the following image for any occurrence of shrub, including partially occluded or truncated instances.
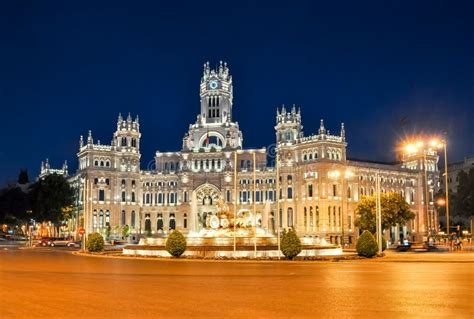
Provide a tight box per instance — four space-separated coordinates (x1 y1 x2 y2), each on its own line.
165 230 187 257
86 232 105 252
280 228 302 260
356 230 378 257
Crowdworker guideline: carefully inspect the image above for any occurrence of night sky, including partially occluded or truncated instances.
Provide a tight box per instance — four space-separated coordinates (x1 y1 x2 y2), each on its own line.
0 1 473 184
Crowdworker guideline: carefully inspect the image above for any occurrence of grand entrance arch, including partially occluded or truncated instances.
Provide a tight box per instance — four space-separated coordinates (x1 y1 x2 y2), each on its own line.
191 183 222 232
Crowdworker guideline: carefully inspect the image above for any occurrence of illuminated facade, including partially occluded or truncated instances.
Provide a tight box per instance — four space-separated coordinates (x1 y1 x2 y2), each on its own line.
73 61 439 243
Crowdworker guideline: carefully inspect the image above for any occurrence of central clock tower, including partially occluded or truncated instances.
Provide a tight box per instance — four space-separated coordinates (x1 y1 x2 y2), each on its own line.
199 61 233 124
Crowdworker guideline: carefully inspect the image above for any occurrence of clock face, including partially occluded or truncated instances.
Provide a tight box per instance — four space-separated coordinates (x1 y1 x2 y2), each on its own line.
209 80 218 89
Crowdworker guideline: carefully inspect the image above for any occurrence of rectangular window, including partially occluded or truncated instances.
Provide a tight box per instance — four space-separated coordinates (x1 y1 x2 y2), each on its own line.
287 187 293 199
333 184 337 197
121 191 126 202
98 190 105 201
183 191 188 203
308 184 313 197
256 190 261 202
226 190 231 202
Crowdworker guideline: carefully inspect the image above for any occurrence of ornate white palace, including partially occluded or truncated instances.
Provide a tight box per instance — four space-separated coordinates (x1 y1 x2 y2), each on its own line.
67 61 439 244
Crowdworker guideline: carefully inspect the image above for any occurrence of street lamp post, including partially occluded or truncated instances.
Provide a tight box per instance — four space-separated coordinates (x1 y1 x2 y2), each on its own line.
441 141 450 235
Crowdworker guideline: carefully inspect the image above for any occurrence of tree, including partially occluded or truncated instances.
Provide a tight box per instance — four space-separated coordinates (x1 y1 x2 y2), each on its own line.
356 230 378 257
280 228 302 260
28 174 74 225
355 192 415 233
122 225 131 239
165 230 187 257
452 169 474 225
17 169 29 185
104 225 111 240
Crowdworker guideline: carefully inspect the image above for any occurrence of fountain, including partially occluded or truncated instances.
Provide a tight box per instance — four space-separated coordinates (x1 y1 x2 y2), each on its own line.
123 196 342 258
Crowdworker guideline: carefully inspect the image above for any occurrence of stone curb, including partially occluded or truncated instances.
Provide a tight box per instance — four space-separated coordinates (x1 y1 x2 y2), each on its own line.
73 251 474 264
72 251 361 263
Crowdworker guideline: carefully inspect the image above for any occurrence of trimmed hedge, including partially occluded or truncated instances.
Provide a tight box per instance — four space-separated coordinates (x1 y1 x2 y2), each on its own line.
356 230 378 257
86 232 105 252
280 228 302 260
165 230 187 257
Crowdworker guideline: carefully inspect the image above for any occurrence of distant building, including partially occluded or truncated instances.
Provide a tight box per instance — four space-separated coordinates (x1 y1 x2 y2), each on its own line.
440 155 474 193
70 61 439 243
38 159 68 180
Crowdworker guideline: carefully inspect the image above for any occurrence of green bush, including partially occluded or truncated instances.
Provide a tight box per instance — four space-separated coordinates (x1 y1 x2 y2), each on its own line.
86 232 105 252
165 230 187 257
356 230 378 257
280 228 302 260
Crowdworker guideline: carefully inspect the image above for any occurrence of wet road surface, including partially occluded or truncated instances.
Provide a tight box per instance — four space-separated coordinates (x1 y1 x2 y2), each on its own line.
1 248 473 318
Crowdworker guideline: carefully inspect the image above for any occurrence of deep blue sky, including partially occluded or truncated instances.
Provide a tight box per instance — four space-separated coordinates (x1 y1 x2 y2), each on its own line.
0 1 473 184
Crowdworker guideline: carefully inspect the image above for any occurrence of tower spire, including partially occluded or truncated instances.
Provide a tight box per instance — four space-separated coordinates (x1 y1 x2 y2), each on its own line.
318 119 326 135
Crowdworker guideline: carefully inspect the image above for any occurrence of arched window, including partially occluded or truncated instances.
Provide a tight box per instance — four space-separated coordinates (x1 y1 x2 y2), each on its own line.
121 137 127 146
105 210 110 226
304 207 307 228
333 206 336 227
269 212 275 233
169 213 176 230
316 206 319 230
121 179 126 186
144 215 151 233
157 213 163 231
328 207 331 227
99 210 104 228
100 161 104 167
131 211 136 228
338 207 341 227
121 210 126 226
94 160 99 166
106 161 110 167
93 210 98 229
287 208 293 228
303 154 307 161
309 207 314 228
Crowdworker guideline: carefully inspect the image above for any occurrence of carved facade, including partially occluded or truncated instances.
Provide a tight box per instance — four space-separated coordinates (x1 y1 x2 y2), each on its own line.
72 61 439 243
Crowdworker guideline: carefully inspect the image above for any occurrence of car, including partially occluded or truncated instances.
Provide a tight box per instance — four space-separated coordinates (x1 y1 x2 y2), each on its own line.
396 243 412 252
66 241 81 248
49 239 71 247
36 238 53 247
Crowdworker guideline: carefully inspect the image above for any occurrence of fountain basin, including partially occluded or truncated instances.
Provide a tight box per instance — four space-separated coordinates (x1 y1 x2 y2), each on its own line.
123 237 342 258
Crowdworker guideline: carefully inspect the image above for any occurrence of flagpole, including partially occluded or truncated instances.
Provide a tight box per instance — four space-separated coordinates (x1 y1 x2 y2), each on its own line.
253 151 257 258
233 151 237 257
276 152 281 260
